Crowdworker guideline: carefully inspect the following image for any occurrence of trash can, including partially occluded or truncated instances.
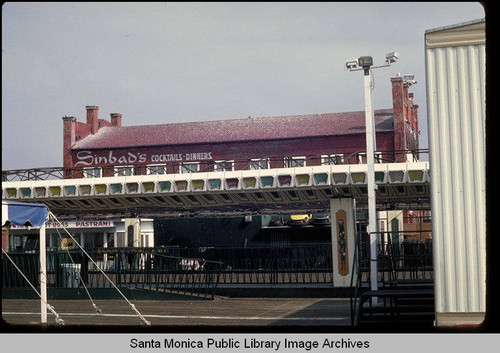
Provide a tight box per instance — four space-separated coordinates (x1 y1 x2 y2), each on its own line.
61 263 81 288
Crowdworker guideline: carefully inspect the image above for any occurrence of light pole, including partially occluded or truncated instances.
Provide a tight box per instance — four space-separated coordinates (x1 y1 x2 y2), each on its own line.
346 53 399 293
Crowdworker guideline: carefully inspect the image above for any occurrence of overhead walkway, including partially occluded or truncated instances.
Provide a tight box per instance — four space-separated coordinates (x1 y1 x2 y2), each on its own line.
2 162 429 217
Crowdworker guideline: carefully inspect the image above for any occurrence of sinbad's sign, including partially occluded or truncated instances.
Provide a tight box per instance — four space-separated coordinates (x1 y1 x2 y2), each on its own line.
74 150 213 167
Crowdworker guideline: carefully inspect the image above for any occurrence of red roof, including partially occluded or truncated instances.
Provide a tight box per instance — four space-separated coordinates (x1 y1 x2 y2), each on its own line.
72 109 394 150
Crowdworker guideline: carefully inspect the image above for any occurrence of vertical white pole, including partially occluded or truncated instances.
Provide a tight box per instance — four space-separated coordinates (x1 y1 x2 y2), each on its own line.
103 232 108 262
39 224 47 323
364 69 378 293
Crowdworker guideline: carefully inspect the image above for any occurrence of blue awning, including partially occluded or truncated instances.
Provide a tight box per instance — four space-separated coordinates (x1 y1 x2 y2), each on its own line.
2 200 49 227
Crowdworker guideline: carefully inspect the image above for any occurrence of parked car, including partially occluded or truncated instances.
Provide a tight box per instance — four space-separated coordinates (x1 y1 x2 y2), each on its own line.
288 214 312 226
311 213 331 227
268 215 286 227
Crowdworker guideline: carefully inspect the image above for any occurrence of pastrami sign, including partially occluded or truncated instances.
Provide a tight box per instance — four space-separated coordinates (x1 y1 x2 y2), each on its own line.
74 150 212 167
11 220 114 229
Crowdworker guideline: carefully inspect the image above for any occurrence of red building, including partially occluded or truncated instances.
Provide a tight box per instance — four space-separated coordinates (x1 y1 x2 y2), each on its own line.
62 76 419 177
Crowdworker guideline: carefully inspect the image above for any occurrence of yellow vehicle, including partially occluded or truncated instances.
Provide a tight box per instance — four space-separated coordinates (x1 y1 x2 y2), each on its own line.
60 237 78 250
288 214 312 226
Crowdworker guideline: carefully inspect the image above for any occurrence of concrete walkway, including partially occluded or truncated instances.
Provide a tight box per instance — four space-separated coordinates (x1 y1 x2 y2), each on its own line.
2 297 352 328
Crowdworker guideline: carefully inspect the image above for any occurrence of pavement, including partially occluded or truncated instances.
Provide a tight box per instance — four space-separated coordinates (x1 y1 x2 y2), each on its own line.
1 297 352 329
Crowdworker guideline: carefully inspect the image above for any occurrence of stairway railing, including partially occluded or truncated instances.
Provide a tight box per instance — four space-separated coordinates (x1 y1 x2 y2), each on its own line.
350 231 367 326
350 230 433 326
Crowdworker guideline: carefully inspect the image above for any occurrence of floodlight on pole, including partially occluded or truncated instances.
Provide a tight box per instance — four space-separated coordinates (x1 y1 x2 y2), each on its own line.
404 73 417 86
345 59 359 70
385 52 399 64
345 52 399 296
358 56 374 69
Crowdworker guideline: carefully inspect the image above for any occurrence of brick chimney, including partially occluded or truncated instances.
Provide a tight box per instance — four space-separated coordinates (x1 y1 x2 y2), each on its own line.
391 76 420 161
62 116 76 174
86 106 99 134
110 113 122 127
391 77 406 160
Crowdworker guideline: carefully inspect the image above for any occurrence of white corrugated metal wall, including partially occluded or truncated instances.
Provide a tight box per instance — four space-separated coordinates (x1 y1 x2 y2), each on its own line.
425 19 486 323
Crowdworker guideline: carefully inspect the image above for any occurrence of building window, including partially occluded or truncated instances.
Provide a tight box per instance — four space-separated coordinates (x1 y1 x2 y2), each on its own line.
116 232 126 247
83 167 101 178
180 162 199 174
358 152 383 164
249 158 269 170
83 232 104 249
127 225 134 247
322 154 344 165
147 164 166 175
114 165 134 176
284 156 306 168
106 233 115 248
141 233 150 247
214 160 234 172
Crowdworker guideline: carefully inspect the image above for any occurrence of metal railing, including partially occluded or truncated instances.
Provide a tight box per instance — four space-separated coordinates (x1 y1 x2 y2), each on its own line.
2 149 429 181
205 245 333 285
350 230 433 325
350 231 364 326
375 232 433 283
2 248 222 299
2 244 334 296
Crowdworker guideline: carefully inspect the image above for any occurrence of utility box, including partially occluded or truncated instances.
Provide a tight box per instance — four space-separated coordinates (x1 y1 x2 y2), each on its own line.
61 263 81 288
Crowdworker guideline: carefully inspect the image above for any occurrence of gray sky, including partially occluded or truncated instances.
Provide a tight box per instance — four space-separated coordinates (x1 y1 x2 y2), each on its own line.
2 2 485 170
